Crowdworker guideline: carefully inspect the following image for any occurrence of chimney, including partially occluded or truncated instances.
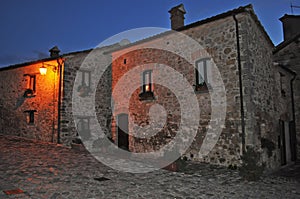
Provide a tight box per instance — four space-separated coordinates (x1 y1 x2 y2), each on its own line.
280 14 300 41
168 4 186 30
49 46 60 58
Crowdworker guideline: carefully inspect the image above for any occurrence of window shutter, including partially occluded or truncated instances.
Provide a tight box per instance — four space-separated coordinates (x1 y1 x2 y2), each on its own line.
206 60 212 85
197 61 205 84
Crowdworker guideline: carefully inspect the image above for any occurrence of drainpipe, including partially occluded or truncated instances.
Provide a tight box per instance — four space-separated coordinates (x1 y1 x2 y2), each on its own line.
291 74 296 126
57 58 64 144
290 73 297 160
233 14 246 154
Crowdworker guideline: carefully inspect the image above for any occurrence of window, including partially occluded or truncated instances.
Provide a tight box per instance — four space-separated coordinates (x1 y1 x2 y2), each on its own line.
279 73 286 97
139 70 154 100
76 117 91 140
77 70 91 97
195 58 211 91
23 74 36 97
142 70 152 93
24 110 36 125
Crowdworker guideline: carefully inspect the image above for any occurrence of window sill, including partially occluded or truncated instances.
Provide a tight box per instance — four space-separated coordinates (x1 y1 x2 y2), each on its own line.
194 83 210 93
195 89 209 94
24 94 36 98
23 89 36 98
139 91 155 101
77 85 92 97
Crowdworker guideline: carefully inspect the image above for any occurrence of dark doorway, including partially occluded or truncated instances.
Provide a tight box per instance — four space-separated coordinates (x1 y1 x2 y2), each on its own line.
279 120 287 165
117 113 129 151
289 121 297 161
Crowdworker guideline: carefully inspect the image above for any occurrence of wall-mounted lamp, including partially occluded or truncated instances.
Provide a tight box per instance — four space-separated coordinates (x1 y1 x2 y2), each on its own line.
39 63 59 75
39 64 47 75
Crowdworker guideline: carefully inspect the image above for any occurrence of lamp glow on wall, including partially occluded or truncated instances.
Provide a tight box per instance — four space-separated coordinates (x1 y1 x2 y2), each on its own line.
39 64 47 75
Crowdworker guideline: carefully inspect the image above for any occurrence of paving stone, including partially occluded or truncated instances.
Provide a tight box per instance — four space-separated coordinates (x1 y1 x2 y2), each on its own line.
0 135 300 198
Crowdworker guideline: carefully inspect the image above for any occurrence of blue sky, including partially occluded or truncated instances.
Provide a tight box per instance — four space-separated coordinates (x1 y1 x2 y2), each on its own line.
0 0 299 67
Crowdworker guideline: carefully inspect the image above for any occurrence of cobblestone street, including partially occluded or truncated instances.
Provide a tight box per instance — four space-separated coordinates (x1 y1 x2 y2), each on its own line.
0 135 299 199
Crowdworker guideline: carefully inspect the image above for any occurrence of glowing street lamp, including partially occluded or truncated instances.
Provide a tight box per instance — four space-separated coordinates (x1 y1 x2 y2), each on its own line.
39 65 47 75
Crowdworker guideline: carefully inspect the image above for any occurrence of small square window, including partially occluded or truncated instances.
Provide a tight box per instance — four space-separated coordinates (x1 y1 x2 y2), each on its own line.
76 117 91 140
24 110 36 125
78 118 90 132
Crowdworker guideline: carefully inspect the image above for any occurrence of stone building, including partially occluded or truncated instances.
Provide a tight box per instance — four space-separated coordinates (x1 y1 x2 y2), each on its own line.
0 44 121 145
273 14 300 163
0 48 63 143
0 4 298 170
109 4 296 169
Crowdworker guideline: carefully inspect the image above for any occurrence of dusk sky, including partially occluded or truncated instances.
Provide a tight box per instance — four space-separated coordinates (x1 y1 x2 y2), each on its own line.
0 0 299 67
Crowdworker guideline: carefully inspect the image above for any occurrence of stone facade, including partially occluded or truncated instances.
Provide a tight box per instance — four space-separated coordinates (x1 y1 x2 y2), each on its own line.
274 36 300 161
0 4 297 170
0 59 62 142
60 44 120 146
110 5 295 169
237 11 295 168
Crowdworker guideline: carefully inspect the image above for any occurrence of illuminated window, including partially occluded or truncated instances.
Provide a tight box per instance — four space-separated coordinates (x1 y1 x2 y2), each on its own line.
142 70 152 93
195 58 211 91
23 74 36 97
77 70 91 97
24 110 36 125
139 70 154 100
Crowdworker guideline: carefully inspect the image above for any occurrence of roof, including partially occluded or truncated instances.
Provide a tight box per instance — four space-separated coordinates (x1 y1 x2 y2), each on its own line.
0 41 124 72
179 4 273 46
0 48 95 72
273 33 300 53
106 4 274 53
0 56 63 72
280 14 300 21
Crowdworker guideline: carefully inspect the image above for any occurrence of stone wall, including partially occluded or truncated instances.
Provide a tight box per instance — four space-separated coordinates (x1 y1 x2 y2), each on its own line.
112 15 243 166
110 8 294 169
239 11 294 168
0 5 294 170
0 60 60 142
60 44 120 146
181 16 243 166
60 51 89 145
274 40 300 161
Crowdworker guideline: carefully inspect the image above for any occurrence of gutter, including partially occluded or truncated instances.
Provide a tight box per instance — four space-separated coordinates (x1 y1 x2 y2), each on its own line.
233 14 246 154
290 72 297 161
57 58 64 144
